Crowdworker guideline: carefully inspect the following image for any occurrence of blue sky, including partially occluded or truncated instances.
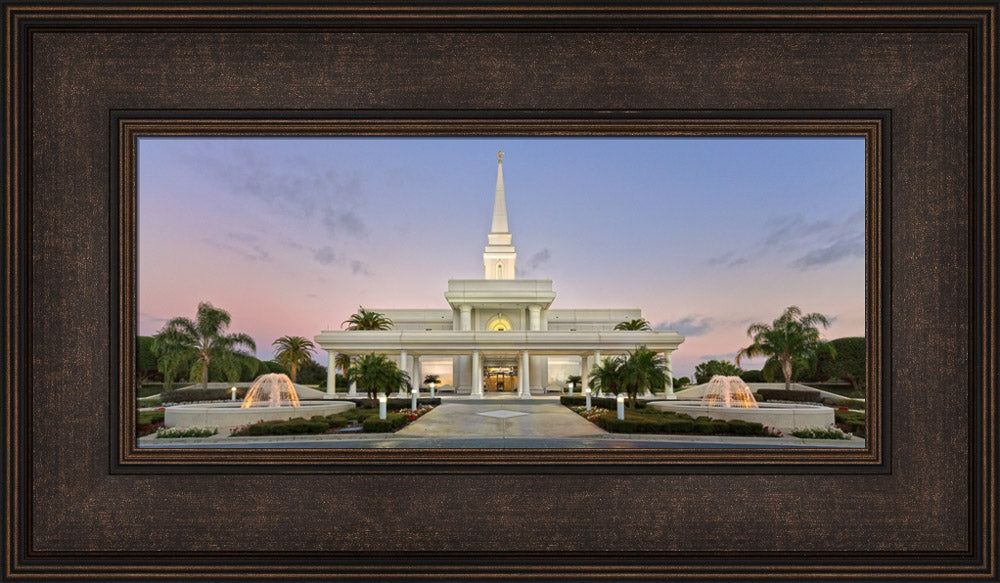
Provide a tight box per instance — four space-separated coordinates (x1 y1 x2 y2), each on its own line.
139 136 865 379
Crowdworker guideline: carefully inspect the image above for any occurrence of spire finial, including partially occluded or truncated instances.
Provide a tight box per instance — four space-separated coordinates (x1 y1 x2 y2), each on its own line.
498 150 503 163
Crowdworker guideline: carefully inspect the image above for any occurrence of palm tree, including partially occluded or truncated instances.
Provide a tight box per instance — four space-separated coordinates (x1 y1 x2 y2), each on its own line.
423 374 441 388
271 335 316 382
155 302 257 390
151 330 193 392
345 353 411 401
566 374 583 393
619 346 667 408
334 353 353 391
614 318 652 331
342 307 393 331
736 305 836 390
588 356 625 400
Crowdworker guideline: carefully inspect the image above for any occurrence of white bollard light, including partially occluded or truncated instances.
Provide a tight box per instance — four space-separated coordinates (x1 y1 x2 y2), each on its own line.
378 394 387 420
429 381 435 399
230 386 237 402
585 387 592 412
411 387 418 411
616 393 625 420
568 381 574 397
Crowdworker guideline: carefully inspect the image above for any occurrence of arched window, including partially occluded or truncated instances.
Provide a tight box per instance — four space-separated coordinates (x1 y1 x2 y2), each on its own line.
487 315 512 332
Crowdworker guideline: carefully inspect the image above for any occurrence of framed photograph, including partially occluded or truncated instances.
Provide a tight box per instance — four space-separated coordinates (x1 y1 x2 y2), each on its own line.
4 2 996 580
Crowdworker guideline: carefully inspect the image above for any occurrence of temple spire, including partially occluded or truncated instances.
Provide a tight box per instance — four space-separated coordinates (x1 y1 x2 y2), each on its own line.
491 151 509 234
484 152 516 279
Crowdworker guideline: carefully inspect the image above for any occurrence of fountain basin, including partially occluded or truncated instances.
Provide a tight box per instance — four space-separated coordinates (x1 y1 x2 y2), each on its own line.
648 401 834 433
164 400 355 432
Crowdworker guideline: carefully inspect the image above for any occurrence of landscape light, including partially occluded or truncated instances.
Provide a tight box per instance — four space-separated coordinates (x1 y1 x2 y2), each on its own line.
584 387 592 412
378 394 387 420
230 386 237 402
616 394 625 420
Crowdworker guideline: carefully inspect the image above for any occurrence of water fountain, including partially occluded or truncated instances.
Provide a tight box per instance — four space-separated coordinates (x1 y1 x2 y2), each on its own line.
163 373 354 434
241 373 301 408
648 375 834 433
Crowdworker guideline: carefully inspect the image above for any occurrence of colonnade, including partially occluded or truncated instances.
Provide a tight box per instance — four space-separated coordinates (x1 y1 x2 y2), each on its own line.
324 347 676 400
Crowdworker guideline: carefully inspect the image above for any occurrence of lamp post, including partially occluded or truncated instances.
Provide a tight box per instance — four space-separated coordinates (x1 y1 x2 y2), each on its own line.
568 380 575 396
429 381 435 399
411 387 418 411
585 387 592 412
230 386 237 402
616 393 625 420
378 394 387 420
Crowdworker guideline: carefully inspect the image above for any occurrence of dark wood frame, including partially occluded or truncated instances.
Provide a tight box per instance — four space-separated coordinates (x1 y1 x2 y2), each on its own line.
3 2 996 580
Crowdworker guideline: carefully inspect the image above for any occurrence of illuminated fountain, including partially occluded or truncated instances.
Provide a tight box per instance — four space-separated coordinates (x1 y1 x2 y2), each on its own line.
648 375 834 433
163 373 353 435
241 373 301 408
701 376 758 408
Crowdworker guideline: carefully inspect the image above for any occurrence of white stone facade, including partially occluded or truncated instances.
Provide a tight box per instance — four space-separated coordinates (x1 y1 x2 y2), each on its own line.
315 153 684 398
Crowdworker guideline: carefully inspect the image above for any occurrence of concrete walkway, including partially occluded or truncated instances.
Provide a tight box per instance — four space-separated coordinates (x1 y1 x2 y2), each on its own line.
395 400 604 438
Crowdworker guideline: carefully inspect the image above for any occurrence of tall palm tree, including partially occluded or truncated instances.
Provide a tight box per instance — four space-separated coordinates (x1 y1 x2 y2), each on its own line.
588 356 625 400
736 305 835 390
345 353 410 401
271 335 316 382
614 318 652 331
342 307 393 331
155 302 257 390
619 346 667 408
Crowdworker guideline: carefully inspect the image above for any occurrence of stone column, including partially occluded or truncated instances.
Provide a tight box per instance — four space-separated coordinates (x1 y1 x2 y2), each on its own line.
663 351 676 400
460 305 472 331
528 305 541 331
519 350 531 399
580 355 590 394
399 349 408 396
471 350 484 398
414 357 422 394
326 351 337 399
349 380 358 397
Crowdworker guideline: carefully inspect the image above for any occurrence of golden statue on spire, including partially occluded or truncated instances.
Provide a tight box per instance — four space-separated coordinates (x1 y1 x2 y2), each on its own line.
498 150 503 163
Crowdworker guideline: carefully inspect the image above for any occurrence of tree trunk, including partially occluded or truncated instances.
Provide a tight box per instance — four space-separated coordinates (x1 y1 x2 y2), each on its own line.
289 363 297 382
782 358 792 390
201 358 209 390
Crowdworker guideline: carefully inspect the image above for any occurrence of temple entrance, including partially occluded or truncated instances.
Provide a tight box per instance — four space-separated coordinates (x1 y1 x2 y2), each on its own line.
484 365 518 392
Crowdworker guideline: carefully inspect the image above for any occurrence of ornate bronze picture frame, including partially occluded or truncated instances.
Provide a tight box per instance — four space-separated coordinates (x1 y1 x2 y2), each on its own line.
3 3 996 580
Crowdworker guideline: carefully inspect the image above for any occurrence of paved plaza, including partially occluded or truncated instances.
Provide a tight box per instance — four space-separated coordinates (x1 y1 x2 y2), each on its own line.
141 397 865 449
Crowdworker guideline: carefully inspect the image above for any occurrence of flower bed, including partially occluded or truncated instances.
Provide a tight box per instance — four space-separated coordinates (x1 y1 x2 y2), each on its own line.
136 407 165 437
156 426 218 438
229 405 436 436
570 406 780 437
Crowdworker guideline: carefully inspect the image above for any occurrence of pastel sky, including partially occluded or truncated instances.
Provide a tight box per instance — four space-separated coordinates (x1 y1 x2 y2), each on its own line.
138 137 865 380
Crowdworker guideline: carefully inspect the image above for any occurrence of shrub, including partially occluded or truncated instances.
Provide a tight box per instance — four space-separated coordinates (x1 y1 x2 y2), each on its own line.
791 426 851 439
159 387 249 403
835 409 866 437
756 388 821 403
136 409 165 426
739 369 766 383
363 413 407 432
244 417 329 436
560 396 647 409
349 398 441 409
156 426 218 438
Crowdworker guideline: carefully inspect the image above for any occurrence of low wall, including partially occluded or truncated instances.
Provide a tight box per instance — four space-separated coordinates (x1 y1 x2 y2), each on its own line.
648 401 834 433
165 401 355 433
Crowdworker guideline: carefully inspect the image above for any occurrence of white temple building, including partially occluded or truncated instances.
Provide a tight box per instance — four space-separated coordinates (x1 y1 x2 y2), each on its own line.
315 152 685 399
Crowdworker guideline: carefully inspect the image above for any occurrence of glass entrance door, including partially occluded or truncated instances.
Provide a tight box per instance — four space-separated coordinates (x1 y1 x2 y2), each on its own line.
484 366 518 392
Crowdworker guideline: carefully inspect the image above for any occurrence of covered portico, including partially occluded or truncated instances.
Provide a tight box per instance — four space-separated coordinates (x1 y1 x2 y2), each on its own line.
314 329 685 400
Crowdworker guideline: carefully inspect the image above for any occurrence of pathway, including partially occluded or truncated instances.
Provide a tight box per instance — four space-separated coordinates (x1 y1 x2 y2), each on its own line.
396 400 605 438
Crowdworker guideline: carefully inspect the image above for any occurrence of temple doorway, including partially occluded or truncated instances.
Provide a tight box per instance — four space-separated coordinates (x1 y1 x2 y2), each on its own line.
484 365 518 392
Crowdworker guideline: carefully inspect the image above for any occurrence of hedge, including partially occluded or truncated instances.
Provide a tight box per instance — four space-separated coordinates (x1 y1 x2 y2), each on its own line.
362 413 407 432
756 389 821 403
835 409 866 437
560 396 647 409
159 387 250 403
593 410 766 436
349 398 441 409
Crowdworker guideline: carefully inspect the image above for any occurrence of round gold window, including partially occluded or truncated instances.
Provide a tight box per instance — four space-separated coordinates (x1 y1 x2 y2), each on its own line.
487 315 512 331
